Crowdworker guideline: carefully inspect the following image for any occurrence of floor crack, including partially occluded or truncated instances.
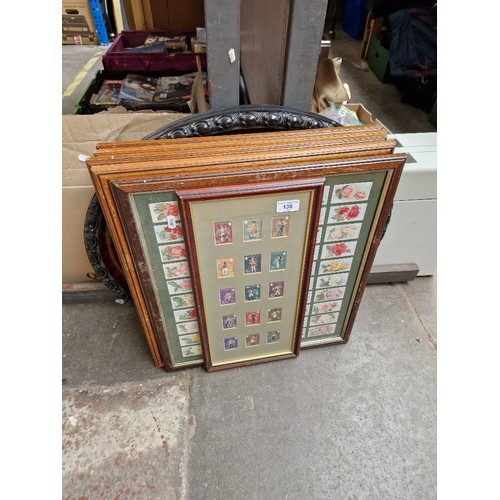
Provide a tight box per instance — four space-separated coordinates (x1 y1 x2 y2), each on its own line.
180 369 195 500
398 282 437 351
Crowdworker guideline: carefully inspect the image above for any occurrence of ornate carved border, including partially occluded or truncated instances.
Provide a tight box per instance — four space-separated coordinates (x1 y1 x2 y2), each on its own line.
83 195 130 303
143 105 340 140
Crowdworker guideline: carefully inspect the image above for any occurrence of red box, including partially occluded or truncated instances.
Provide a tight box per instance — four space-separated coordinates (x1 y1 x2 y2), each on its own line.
102 31 207 74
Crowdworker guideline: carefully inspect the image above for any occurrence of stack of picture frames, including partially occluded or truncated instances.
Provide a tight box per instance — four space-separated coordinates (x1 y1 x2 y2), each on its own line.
86 122 406 372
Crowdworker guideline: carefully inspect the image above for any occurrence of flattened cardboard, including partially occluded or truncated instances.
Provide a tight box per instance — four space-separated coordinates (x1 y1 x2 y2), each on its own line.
62 111 189 284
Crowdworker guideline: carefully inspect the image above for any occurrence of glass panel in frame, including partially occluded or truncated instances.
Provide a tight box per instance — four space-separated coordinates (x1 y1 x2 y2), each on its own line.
301 170 391 347
177 179 324 371
128 191 204 367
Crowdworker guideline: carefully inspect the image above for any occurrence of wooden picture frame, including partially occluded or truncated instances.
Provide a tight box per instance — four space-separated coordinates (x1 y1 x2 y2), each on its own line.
177 178 324 371
87 131 405 371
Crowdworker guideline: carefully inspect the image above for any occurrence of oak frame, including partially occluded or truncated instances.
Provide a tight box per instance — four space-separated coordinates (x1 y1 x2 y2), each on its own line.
87 138 405 371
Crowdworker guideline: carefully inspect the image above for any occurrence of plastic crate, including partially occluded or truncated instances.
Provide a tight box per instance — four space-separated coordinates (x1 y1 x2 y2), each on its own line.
102 30 207 74
366 36 391 83
342 0 369 40
74 70 193 115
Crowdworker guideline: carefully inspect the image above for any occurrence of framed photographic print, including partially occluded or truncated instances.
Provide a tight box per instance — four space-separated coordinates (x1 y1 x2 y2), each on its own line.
86 127 406 371
177 178 324 371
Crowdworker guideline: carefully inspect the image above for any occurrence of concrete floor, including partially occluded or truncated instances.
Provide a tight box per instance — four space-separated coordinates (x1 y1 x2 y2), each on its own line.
62 24 437 499
63 278 436 499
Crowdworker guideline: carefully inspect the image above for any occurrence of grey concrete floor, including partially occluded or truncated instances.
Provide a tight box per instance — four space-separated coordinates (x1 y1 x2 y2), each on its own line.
62 277 436 499
62 23 437 499
62 44 107 115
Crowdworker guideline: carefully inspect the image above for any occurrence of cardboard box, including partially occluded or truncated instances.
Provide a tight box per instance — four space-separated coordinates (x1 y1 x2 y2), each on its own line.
62 0 98 45
62 110 189 284
366 36 391 83
146 0 205 31
318 102 390 131
342 103 390 132
191 38 206 53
